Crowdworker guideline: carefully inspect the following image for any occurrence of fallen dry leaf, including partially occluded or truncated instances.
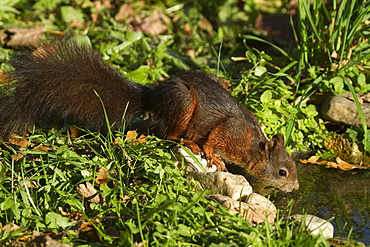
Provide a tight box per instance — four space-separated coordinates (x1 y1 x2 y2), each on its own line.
300 156 369 170
8 134 28 147
33 145 56 152
11 153 25 161
76 182 106 204
78 218 101 243
114 3 136 21
69 127 83 138
125 130 147 143
327 157 368 170
115 4 171 35
95 167 111 185
0 222 21 232
125 130 138 141
0 27 44 47
299 155 328 165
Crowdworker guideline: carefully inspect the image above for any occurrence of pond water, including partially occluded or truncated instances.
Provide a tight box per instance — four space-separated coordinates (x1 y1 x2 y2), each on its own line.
270 163 370 245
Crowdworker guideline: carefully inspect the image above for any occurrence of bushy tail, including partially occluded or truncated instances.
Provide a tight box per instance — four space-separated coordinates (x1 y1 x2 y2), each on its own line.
0 37 151 139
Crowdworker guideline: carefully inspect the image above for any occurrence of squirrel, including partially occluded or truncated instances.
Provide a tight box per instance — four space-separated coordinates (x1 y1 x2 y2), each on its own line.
0 38 299 192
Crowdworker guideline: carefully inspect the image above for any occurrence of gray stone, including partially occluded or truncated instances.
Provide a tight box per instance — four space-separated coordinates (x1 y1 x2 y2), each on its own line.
173 145 217 172
287 214 334 238
206 193 276 224
322 92 370 126
187 171 253 200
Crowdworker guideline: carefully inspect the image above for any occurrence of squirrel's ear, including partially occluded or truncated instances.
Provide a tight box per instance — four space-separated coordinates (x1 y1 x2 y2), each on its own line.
266 133 285 152
272 133 285 146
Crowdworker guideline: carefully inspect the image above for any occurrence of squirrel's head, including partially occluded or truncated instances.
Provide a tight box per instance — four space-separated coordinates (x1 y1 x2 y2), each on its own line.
255 134 299 192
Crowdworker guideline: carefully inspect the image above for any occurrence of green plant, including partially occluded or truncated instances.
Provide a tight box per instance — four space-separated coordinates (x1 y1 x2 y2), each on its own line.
231 47 328 152
296 0 370 71
0 129 332 246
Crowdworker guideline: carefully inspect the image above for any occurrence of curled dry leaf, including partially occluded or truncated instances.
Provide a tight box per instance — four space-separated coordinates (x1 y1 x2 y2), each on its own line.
186 48 196 59
125 130 147 143
56 207 83 222
8 134 28 147
95 167 111 186
78 218 101 243
114 3 136 21
76 182 106 204
115 4 170 35
0 27 45 47
300 156 328 166
300 156 369 170
328 157 368 170
33 145 56 152
0 222 21 232
11 153 25 161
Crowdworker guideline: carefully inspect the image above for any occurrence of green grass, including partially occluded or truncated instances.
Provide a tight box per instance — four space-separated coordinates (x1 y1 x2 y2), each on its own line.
0 129 334 246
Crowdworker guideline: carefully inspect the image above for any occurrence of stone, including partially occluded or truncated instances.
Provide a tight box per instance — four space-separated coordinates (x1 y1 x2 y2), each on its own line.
287 214 334 238
321 92 370 126
176 144 275 224
187 171 253 200
206 193 276 224
173 145 217 172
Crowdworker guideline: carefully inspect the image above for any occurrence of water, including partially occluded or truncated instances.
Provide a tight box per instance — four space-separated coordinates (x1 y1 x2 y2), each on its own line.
270 163 370 245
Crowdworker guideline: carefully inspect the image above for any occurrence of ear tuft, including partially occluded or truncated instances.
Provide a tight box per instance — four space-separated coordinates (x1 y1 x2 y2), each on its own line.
266 133 285 152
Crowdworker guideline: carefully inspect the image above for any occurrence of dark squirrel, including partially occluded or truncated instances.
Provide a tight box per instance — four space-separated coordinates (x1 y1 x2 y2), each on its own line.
0 38 299 192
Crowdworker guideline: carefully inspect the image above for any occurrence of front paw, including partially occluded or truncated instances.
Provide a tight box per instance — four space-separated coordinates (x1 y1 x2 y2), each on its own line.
180 138 203 155
208 156 228 172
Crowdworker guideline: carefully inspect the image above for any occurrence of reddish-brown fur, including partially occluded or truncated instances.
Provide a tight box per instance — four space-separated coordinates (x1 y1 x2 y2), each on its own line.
0 38 299 192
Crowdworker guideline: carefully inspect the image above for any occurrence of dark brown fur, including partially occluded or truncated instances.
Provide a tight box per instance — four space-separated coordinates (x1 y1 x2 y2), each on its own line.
0 38 299 192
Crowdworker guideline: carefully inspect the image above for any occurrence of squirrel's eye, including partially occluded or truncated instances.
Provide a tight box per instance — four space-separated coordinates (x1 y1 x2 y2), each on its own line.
279 169 287 177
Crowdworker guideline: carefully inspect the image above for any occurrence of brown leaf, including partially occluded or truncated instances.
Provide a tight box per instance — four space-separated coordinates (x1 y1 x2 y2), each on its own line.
114 3 136 21
300 155 369 170
56 207 83 222
0 27 44 47
69 127 83 138
126 130 138 141
0 222 21 232
8 134 28 147
76 182 106 204
300 155 327 165
185 48 196 59
33 145 56 152
117 6 171 35
125 130 147 143
327 157 368 170
121 194 131 203
198 17 214 37
95 167 110 185
138 9 171 35
79 218 100 242
11 153 25 161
